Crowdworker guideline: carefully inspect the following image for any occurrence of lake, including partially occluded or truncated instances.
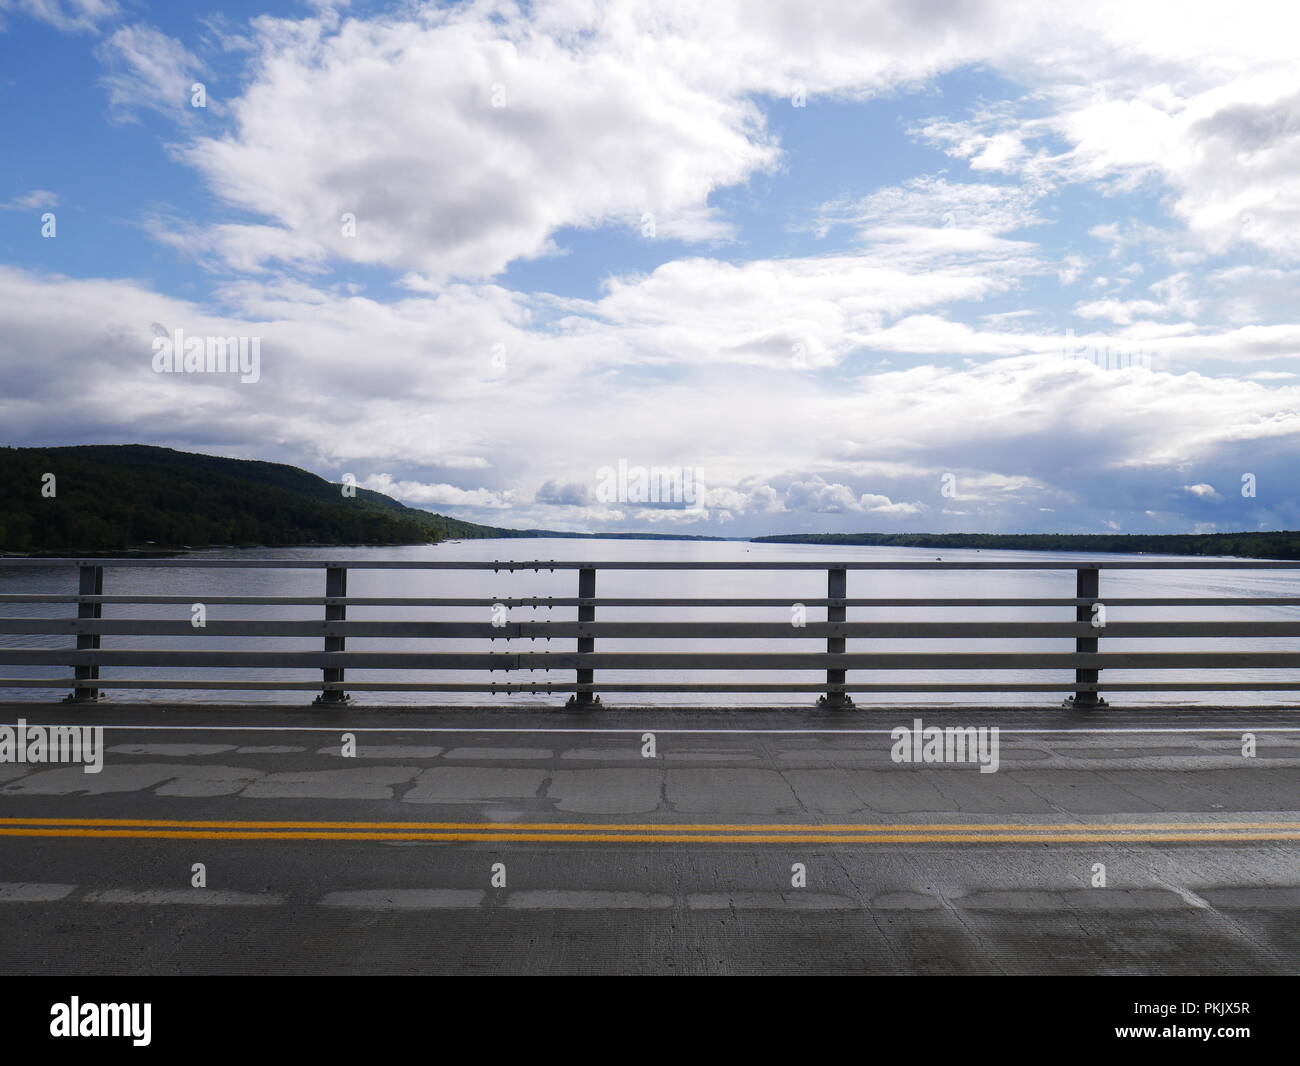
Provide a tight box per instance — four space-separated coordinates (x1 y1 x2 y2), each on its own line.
2 537 1298 705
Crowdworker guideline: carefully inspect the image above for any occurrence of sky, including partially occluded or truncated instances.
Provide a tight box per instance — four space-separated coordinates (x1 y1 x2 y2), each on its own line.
0 0 1297 538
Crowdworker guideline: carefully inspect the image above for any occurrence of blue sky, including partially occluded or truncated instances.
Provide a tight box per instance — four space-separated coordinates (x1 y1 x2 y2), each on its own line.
1 0 1298 537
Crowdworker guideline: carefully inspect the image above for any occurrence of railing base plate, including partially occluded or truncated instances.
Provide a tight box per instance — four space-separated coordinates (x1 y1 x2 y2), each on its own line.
1064 696 1109 708
312 694 353 706
61 693 106 704
817 694 855 709
565 695 602 709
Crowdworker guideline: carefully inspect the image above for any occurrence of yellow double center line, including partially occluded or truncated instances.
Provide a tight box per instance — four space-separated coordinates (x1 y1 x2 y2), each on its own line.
1 818 1298 844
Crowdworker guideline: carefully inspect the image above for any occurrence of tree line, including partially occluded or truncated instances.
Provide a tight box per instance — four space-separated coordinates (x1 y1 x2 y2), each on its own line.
753 531 1300 560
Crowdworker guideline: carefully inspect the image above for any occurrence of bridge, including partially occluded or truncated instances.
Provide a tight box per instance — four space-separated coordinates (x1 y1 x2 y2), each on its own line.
0 556 1296 976
2 556 1300 705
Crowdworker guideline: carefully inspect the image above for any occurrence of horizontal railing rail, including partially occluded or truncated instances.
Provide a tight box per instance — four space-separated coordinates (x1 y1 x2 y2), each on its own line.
7 595 1300 607
5 620 1300 638
1 558 1299 568
0 557 1297 707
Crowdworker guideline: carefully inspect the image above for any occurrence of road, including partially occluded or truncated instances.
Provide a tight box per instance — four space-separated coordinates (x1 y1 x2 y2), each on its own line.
0 703 1296 975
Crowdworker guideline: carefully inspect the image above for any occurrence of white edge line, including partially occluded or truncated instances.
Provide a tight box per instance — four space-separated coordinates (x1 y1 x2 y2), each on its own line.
4 724 1300 735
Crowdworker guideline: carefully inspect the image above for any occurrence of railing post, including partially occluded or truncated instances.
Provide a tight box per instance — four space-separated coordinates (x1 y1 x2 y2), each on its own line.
817 567 853 708
566 567 600 707
63 563 105 703
314 565 351 706
1067 566 1106 707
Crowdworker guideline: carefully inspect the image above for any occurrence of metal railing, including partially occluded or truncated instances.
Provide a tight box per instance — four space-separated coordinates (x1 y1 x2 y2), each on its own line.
0 557 1299 707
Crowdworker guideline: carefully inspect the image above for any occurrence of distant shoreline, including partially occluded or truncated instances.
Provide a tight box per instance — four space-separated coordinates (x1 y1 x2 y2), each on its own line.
0 531 739 558
4 528 1297 561
751 530 1300 561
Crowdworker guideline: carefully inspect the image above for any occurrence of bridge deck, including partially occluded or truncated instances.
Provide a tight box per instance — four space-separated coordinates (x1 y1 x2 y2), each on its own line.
0 703 1296 975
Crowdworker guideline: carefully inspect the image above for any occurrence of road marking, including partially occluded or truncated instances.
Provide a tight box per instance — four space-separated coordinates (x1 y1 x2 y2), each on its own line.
0 822 1296 844
3 723 1300 736
0 882 1266 914
81 888 283 906
2 817 1297 832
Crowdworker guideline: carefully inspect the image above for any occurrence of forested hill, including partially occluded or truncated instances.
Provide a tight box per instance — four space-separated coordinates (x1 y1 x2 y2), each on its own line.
0 445 516 552
752 531 1300 560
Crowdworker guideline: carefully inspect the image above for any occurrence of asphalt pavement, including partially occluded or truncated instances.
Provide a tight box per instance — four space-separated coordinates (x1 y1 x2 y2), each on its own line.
0 702 1296 975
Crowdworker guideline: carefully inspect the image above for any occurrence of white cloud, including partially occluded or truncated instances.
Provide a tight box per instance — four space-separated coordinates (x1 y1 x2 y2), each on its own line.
535 480 592 506
858 493 924 517
1056 254 1087 285
97 24 207 122
0 0 118 33
1074 299 1167 326
782 476 920 517
816 176 1044 240
0 189 58 210
361 474 514 509
914 5 1300 262
121 0 1299 287
566 242 1041 370
176 6 778 279
783 476 860 514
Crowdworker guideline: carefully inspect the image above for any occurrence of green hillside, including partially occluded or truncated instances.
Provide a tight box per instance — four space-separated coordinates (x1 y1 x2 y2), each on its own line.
0 444 511 552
